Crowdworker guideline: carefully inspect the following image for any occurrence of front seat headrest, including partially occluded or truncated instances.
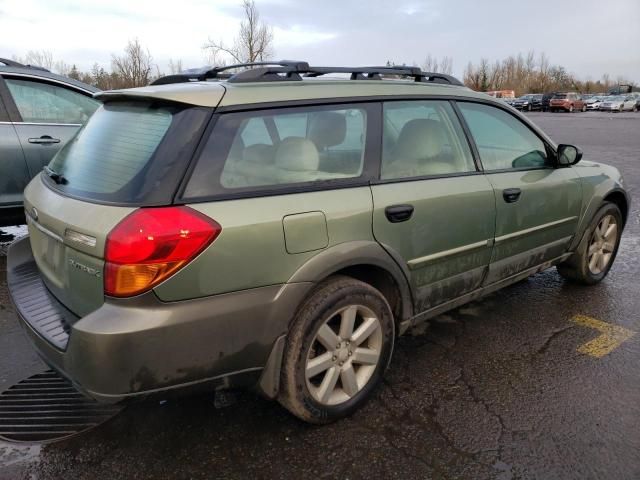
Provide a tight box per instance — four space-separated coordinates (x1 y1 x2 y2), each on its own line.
393 118 447 161
308 112 347 149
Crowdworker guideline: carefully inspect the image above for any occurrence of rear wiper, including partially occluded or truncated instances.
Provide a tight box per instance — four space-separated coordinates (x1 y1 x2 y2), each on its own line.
43 166 68 185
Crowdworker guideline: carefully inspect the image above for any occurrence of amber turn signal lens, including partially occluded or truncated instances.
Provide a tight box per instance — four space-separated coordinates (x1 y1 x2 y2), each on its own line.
104 207 221 297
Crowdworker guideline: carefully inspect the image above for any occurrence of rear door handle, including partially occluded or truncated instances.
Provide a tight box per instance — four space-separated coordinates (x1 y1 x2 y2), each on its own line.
503 188 522 203
28 135 61 145
385 204 414 223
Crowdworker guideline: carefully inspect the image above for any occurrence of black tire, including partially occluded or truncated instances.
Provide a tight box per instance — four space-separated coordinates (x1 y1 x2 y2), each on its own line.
581 104 587 112
568 104 574 113
279 275 395 424
557 202 623 285
527 104 532 111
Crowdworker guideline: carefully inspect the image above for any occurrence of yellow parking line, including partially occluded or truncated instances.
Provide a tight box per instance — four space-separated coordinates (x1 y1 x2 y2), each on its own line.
571 315 636 358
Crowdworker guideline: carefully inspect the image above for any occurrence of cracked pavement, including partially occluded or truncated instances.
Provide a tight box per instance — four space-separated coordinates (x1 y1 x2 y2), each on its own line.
1 111 639 479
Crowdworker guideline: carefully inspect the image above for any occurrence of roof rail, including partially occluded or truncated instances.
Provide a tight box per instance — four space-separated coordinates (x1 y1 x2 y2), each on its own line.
151 60 465 87
0 58 25 67
150 60 310 85
0 58 50 72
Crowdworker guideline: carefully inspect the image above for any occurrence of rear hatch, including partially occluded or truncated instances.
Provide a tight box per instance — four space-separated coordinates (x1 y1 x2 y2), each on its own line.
23 98 213 317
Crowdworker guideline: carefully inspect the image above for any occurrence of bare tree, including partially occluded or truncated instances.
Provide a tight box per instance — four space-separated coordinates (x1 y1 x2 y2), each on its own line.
25 50 54 69
204 0 273 64
111 39 154 88
168 58 184 74
422 54 453 74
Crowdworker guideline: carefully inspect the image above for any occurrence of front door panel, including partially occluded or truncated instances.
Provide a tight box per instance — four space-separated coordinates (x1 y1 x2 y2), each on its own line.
485 168 582 283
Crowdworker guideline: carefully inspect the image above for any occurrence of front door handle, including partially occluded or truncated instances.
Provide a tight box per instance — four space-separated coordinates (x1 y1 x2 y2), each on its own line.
503 188 522 203
385 204 414 223
28 135 61 145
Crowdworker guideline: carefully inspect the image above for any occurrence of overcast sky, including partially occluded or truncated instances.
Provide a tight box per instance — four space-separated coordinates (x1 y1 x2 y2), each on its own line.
1 0 639 82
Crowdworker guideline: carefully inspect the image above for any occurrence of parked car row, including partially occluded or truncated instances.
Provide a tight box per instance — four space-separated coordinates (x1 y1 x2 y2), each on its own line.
0 58 100 226
506 90 640 113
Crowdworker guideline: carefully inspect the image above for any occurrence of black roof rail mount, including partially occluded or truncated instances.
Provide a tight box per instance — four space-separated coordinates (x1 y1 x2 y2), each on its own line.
0 57 50 72
151 60 310 86
151 60 464 87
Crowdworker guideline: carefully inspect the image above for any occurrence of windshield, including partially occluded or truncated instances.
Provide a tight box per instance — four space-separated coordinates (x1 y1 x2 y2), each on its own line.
553 94 567 99
45 101 210 205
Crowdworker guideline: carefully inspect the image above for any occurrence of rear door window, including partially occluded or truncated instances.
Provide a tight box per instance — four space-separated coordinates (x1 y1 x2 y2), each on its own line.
5 78 99 124
184 104 375 199
381 100 476 179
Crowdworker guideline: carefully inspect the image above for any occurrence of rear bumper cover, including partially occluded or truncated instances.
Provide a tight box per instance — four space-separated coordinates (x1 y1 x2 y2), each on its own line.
8 236 311 402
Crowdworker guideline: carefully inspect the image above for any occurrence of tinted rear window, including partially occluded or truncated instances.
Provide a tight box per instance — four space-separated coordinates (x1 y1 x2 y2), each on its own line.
45 102 211 205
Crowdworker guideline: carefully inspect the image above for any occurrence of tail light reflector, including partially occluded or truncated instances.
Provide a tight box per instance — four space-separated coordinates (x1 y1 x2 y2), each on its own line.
105 206 221 297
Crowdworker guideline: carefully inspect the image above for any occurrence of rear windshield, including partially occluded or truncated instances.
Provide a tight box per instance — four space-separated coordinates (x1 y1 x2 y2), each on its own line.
45 101 210 205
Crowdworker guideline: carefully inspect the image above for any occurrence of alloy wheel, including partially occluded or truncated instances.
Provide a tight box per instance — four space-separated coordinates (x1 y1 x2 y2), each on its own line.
587 214 618 275
305 305 382 406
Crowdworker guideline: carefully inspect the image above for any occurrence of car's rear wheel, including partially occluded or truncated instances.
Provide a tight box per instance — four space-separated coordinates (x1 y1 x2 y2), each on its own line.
557 202 622 284
581 104 587 112
279 276 394 424
568 104 574 113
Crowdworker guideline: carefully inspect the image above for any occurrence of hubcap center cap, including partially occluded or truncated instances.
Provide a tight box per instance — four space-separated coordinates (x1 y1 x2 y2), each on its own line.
336 348 349 363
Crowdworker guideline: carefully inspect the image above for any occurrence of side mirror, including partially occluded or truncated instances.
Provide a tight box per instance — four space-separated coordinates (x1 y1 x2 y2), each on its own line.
557 144 583 166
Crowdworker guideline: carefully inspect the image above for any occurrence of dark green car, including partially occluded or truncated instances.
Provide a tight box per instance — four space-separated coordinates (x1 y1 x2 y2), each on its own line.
7 62 629 423
0 58 100 227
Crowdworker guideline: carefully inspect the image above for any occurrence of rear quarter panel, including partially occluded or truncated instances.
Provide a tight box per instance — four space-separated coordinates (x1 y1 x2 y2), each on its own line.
154 187 375 301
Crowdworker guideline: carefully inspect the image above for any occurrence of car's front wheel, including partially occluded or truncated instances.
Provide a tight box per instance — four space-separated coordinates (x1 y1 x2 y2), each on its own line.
557 202 623 284
279 276 395 423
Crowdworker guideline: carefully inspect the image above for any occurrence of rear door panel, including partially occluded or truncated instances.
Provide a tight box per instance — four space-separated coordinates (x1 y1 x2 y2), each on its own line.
371 176 495 312
0 123 30 208
13 124 80 177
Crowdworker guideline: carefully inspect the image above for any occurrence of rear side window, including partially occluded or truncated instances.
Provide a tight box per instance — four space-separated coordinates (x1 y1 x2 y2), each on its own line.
5 78 99 124
184 104 370 198
458 102 549 170
45 101 211 205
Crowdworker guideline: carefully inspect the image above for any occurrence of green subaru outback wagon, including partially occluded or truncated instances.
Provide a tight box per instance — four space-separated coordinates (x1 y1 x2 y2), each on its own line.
7 62 629 423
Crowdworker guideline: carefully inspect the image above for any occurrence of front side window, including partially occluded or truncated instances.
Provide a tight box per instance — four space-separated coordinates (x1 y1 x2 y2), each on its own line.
381 100 476 180
184 105 368 197
5 78 99 124
457 102 549 170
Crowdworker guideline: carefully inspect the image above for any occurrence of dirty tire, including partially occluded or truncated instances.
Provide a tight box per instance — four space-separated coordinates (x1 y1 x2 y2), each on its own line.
279 275 394 424
557 202 623 285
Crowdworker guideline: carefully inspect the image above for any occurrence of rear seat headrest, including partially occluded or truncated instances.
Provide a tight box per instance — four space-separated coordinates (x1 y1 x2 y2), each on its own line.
275 137 319 171
308 112 347 149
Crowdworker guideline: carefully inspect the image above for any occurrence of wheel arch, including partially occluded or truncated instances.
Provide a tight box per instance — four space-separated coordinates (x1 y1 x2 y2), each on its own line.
286 241 414 326
603 190 629 227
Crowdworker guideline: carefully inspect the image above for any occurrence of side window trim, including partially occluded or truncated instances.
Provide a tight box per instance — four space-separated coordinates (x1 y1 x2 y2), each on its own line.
0 75 22 122
453 99 555 172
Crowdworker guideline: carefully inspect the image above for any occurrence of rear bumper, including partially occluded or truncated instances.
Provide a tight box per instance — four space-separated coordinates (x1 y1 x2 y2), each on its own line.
8 236 312 402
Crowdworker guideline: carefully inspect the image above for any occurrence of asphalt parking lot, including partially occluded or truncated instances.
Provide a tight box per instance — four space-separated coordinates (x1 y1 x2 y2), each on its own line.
0 110 639 480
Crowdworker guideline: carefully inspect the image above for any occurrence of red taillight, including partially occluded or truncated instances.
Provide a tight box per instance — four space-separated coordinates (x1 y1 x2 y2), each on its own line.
104 206 221 297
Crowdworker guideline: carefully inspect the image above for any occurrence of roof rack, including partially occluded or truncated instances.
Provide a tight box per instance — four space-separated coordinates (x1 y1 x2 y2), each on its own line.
151 60 464 87
151 61 310 85
0 58 50 72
